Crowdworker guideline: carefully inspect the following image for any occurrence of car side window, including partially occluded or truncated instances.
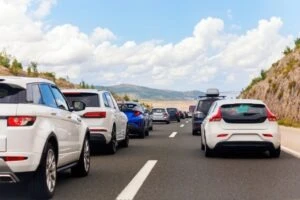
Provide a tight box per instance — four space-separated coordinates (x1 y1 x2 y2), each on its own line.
102 94 110 107
109 93 119 110
208 102 217 115
39 84 57 108
50 86 69 110
105 93 115 108
27 83 43 104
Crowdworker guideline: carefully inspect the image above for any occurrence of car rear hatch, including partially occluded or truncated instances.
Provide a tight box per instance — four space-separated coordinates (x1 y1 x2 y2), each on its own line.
220 103 269 130
0 83 26 153
152 109 166 119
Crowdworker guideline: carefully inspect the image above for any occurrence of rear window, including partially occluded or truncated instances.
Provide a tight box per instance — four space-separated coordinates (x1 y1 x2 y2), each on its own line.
167 108 177 113
152 108 165 113
197 99 218 114
189 105 196 113
124 103 138 110
221 104 267 123
0 83 26 104
64 93 100 107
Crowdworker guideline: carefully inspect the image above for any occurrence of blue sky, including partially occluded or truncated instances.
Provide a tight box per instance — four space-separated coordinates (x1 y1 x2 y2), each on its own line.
0 0 299 92
49 0 299 43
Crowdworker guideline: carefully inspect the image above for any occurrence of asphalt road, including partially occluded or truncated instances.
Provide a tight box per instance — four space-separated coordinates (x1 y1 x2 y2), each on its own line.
2 120 300 200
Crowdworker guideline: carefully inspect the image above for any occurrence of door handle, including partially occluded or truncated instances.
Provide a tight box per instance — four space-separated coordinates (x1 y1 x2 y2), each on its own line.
51 113 57 116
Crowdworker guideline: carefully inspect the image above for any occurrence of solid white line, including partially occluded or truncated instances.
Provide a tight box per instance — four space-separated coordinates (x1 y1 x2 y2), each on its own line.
116 160 157 200
281 146 300 159
169 132 178 138
180 124 185 128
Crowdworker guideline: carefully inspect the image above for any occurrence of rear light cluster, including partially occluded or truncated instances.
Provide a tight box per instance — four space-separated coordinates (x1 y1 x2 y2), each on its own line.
209 108 222 122
2 156 28 162
7 116 36 127
134 111 142 117
83 112 106 118
266 108 277 121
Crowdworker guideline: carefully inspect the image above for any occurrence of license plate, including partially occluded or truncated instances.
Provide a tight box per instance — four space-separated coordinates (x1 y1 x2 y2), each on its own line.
229 134 262 142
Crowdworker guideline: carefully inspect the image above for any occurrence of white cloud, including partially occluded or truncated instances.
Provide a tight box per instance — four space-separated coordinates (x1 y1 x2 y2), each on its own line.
0 0 295 91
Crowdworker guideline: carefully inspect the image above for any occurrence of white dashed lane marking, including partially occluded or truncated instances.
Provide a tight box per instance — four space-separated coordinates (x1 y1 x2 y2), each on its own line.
116 160 158 200
169 132 178 138
180 124 185 128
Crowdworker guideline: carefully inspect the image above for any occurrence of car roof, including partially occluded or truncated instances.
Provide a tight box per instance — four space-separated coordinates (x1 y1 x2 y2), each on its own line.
62 89 108 94
216 99 265 106
0 76 54 88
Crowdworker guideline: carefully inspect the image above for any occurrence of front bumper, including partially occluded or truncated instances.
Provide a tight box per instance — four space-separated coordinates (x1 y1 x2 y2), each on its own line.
0 159 19 183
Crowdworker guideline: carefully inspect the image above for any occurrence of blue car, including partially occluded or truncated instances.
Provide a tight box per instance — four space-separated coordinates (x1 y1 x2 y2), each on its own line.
118 102 152 138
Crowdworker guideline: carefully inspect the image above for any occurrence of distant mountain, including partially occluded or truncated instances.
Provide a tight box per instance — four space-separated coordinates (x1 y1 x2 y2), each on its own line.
96 84 205 100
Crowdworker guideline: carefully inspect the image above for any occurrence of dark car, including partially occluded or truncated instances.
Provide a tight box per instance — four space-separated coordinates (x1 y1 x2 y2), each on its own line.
119 102 152 138
179 111 185 119
192 88 225 135
184 111 189 118
167 108 180 122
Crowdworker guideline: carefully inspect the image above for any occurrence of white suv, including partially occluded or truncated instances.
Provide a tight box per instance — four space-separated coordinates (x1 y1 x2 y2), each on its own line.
62 89 128 154
201 99 280 158
0 76 90 199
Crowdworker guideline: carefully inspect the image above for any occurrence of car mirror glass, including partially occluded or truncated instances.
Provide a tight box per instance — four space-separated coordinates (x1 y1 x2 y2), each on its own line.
72 101 86 111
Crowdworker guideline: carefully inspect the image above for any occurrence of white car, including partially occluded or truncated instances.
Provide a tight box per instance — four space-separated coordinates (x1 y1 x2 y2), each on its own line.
151 108 170 124
201 99 280 158
62 89 128 154
0 76 90 199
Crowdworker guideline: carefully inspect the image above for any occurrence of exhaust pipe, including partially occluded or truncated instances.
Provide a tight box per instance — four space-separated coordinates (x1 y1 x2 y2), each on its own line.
0 173 19 183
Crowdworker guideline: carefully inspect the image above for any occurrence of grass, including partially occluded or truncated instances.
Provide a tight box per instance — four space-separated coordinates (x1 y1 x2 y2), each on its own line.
278 119 300 128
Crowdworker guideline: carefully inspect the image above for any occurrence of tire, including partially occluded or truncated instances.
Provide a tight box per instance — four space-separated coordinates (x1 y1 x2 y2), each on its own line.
145 129 149 136
166 121 170 124
29 143 57 199
192 130 197 136
205 144 214 157
177 119 180 123
270 147 281 158
71 136 90 177
106 126 117 154
149 126 153 131
201 137 205 151
119 129 129 148
139 128 145 139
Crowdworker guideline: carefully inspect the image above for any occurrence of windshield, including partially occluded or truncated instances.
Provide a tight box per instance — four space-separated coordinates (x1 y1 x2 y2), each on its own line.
196 99 218 114
64 93 100 107
0 83 26 104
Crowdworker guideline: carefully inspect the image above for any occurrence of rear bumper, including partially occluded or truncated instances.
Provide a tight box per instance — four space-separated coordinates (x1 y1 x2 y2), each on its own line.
0 159 19 183
192 120 203 131
214 141 277 152
127 124 143 135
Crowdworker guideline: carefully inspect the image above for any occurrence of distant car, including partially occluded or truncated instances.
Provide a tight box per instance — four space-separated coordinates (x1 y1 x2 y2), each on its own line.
63 89 129 154
201 99 281 158
179 111 185 119
151 108 170 124
192 88 225 135
119 102 152 138
184 111 189 118
166 108 180 122
188 105 196 118
0 77 90 199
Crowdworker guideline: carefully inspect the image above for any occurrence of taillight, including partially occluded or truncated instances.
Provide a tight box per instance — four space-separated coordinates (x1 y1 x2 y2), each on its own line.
209 108 222 122
217 133 228 137
7 116 36 127
263 133 273 137
3 156 28 162
266 108 277 121
134 111 142 116
164 113 168 117
83 112 106 118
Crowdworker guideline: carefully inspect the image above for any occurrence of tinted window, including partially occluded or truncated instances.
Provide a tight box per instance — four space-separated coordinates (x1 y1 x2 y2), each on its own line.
39 84 57 108
189 105 196 113
167 108 177 113
221 104 267 123
152 108 165 113
0 83 26 103
105 93 115 108
197 99 218 114
103 94 110 107
51 86 69 110
64 93 100 107
124 103 138 110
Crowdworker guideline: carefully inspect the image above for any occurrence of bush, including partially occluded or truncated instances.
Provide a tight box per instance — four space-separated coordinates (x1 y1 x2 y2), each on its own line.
9 58 23 75
277 90 284 100
278 118 300 128
288 80 296 90
0 51 10 68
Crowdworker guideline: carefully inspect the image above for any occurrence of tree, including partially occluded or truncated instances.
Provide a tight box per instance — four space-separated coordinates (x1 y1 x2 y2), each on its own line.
295 38 300 49
123 94 130 101
27 66 32 76
28 62 38 77
260 69 266 80
10 58 23 75
0 51 10 68
283 46 293 55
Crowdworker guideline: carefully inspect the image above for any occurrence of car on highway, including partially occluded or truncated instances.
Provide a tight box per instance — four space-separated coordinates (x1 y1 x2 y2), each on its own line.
119 102 152 138
184 111 189 118
0 76 90 199
151 108 170 124
63 89 129 154
192 88 225 135
179 110 185 119
166 108 180 122
201 99 281 158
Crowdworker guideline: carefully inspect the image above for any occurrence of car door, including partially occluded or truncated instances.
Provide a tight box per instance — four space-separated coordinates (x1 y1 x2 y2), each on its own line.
110 94 127 140
50 85 81 164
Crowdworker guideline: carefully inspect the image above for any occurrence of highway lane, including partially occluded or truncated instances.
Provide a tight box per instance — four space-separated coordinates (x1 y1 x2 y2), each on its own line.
1 120 300 200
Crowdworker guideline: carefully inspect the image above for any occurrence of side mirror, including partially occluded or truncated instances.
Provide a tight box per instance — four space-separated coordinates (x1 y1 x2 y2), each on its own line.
194 111 205 119
72 101 86 111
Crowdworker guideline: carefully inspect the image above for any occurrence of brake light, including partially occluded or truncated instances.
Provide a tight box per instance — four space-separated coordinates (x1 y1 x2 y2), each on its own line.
7 116 36 127
209 108 222 122
266 108 277 121
263 133 273 137
134 111 142 116
217 134 228 137
83 112 106 118
3 156 28 162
